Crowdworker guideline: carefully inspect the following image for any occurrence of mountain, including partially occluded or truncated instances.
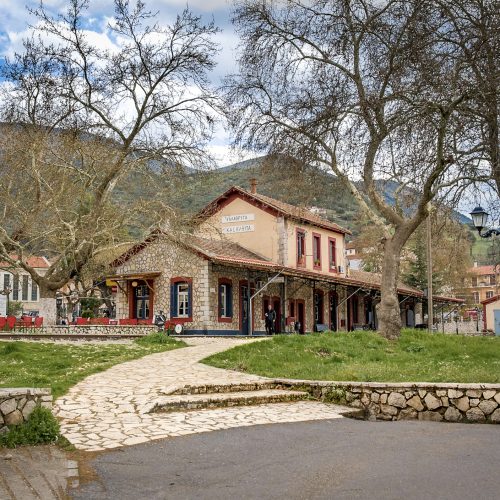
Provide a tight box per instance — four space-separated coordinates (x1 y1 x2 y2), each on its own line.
165 157 362 232
162 157 471 236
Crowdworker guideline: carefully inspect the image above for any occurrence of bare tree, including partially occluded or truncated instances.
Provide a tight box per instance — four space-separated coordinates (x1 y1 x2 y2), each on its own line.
224 0 494 338
0 0 220 320
438 0 500 197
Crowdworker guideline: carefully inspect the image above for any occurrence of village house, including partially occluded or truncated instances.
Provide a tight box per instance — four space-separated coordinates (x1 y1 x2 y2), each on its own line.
481 294 500 334
345 242 366 271
460 263 499 306
0 256 50 317
108 182 460 335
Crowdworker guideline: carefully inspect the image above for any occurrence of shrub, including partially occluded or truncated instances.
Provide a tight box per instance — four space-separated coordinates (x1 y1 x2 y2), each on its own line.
80 297 101 318
0 407 60 448
7 301 23 316
135 332 174 345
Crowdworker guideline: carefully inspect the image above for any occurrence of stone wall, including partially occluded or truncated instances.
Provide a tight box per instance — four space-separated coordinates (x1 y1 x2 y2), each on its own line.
0 388 52 430
10 325 157 336
435 319 489 335
115 238 211 331
276 379 500 424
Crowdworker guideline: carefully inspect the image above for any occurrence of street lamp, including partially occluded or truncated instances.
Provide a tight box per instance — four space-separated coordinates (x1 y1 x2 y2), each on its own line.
470 206 500 238
474 306 480 333
0 286 12 316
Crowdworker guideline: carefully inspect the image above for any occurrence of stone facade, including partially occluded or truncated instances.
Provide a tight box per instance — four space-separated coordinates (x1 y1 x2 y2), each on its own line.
108 187 459 335
113 236 354 335
0 388 52 431
115 239 212 332
275 380 500 424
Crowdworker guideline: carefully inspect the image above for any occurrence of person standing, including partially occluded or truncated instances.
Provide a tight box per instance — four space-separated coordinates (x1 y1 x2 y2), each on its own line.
265 304 276 335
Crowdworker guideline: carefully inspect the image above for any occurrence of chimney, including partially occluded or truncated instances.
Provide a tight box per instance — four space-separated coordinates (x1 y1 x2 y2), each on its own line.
250 178 257 194
473 261 478 268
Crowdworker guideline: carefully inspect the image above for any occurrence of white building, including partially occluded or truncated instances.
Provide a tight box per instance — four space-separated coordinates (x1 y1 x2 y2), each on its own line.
0 256 50 316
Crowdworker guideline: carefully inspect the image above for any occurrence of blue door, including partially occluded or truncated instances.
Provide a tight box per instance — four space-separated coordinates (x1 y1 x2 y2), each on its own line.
494 309 500 336
240 284 249 335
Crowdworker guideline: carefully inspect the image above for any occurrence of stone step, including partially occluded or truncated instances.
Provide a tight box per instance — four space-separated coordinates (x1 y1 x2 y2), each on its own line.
163 381 280 396
149 389 309 413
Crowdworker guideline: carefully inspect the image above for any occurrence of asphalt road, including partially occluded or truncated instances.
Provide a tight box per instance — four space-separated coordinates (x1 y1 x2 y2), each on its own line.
72 418 500 500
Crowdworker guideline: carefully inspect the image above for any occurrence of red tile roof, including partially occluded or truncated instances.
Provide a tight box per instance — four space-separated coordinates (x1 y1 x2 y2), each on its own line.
188 235 270 262
197 186 352 235
481 294 500 305
111 232 462 304
0 255 50 269
470 265 497 275
110 231 271 268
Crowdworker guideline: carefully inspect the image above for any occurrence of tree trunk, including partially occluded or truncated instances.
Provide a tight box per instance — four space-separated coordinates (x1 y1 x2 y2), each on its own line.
39 286 57 325
378 235 405 340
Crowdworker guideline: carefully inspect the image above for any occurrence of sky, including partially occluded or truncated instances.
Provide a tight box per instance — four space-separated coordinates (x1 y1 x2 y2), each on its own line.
0 0 244 166
0 1 495 219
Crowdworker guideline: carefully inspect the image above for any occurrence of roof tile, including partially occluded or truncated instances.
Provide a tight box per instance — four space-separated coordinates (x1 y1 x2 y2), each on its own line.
0 255 50 269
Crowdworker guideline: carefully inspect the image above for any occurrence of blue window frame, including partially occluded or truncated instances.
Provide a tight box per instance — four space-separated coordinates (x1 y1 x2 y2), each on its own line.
170 279 192 320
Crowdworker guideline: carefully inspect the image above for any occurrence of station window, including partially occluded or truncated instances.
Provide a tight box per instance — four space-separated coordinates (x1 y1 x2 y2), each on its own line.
328 238 337 271
218 280 233 321
170 279 192 320
313 234 321 269
297 230 306 266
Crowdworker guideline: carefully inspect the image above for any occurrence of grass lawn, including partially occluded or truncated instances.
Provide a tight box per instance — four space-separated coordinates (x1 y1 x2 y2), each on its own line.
0 334 186 399
203 329 500 383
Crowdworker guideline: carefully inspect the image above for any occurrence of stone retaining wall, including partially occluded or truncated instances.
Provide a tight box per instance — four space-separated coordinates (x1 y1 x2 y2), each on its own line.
15 325 157 336
276 380 500 424
435 321 487 335
0 388 52 431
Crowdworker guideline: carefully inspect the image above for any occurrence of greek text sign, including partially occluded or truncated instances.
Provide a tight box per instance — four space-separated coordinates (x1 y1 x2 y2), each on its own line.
222 224 255 234
221 213 255 224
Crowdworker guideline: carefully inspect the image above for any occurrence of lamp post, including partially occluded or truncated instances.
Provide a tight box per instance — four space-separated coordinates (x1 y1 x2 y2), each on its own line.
470 206 500 238
474 306 479 332
0 286 11 316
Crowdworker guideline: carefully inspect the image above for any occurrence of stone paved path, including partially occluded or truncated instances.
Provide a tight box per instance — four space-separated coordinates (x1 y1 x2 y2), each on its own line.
55 338 347 451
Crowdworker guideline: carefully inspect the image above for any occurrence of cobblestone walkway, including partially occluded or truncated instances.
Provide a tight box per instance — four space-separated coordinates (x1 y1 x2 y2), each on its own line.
55 338 347 451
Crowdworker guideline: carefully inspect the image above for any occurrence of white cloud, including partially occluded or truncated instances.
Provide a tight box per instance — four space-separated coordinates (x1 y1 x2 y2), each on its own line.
149 0 231 14
0 0 254 168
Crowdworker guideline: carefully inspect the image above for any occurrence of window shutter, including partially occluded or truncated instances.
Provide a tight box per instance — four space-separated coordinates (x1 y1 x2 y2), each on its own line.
227 284 233 317
187 282 192 318
170 283 177 318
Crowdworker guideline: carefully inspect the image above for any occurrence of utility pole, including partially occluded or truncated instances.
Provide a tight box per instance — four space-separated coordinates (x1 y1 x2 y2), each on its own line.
426 204 433 332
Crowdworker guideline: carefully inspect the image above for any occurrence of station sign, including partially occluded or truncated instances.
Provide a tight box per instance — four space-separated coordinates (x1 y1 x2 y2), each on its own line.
221 213 255 224
222 224 255 234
